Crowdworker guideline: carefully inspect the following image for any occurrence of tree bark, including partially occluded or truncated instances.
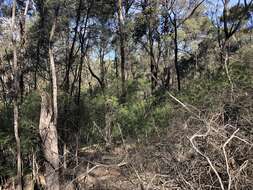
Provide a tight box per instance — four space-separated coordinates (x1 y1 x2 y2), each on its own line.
117 0 126 101
14 101 22 190
49 14 58 126
38 11 60 190
39 92 60 190
149 34 157 93
77 52 84 105
11 1 22 189
162 1 171 90
49 46 58 126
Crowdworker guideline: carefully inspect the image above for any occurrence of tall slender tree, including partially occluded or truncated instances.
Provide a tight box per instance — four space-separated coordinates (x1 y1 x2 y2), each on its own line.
39 6 60 190
167 0 204 91
116 0 127 101
11 1 22 189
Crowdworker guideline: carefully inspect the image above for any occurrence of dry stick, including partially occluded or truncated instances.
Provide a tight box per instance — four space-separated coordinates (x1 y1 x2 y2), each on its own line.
234 135 252 145
216 47 235 100
222 129 239 190
236 160 248 178
224 55 234 100
190 125 252 190
189 126 226 190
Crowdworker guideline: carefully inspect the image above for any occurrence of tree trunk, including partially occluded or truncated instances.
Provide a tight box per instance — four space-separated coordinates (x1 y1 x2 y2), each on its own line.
38 12 60 190
163 2 171 90
223 42 234 99
39 92 60 190
117 0 126 101
14 101 22 190
148 25 157 93
114 49 120 98
99 47 106 91
150 47 157 92
173 18 181 91
77 53 84 105
11 1 22 189
143 0 158 93
49 46 58 126
64 0 82 93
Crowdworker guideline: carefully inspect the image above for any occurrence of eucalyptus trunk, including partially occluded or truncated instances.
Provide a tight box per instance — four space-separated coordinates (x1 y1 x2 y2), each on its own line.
11 1 22 189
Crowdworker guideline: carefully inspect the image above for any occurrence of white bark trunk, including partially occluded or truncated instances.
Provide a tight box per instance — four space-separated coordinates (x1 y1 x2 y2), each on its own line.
39 92 60 190
11 1 22 189
49 47 58 126
38 14 60 190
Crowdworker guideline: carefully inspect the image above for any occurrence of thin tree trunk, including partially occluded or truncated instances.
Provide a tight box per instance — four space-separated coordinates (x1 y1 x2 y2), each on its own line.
223 42 234 99
77 60 83 104
144 0 158 93
19 73 24 103
63 143 67 169
148 26 157 93
77 51 84 105
49 46 58 126
14 101 22 190
11 1 22 189
163 2 170 90
64 0 82 92
49 13 58 125
114 50 120 98
99 47 106 91
173 17 180 91
117 0 126 101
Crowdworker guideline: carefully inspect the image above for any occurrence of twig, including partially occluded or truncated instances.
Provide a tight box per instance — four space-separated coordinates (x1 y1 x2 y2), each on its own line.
222 128 239 190
190 126 225 190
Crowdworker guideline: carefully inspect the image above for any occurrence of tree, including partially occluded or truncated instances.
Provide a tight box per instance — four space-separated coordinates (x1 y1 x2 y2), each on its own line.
11 1 22 189
38 4 60 190
214 0 253 95
10 0 30 189
63 0 83 93
166 0 204 91
117 0 127 101
134 0 161 93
